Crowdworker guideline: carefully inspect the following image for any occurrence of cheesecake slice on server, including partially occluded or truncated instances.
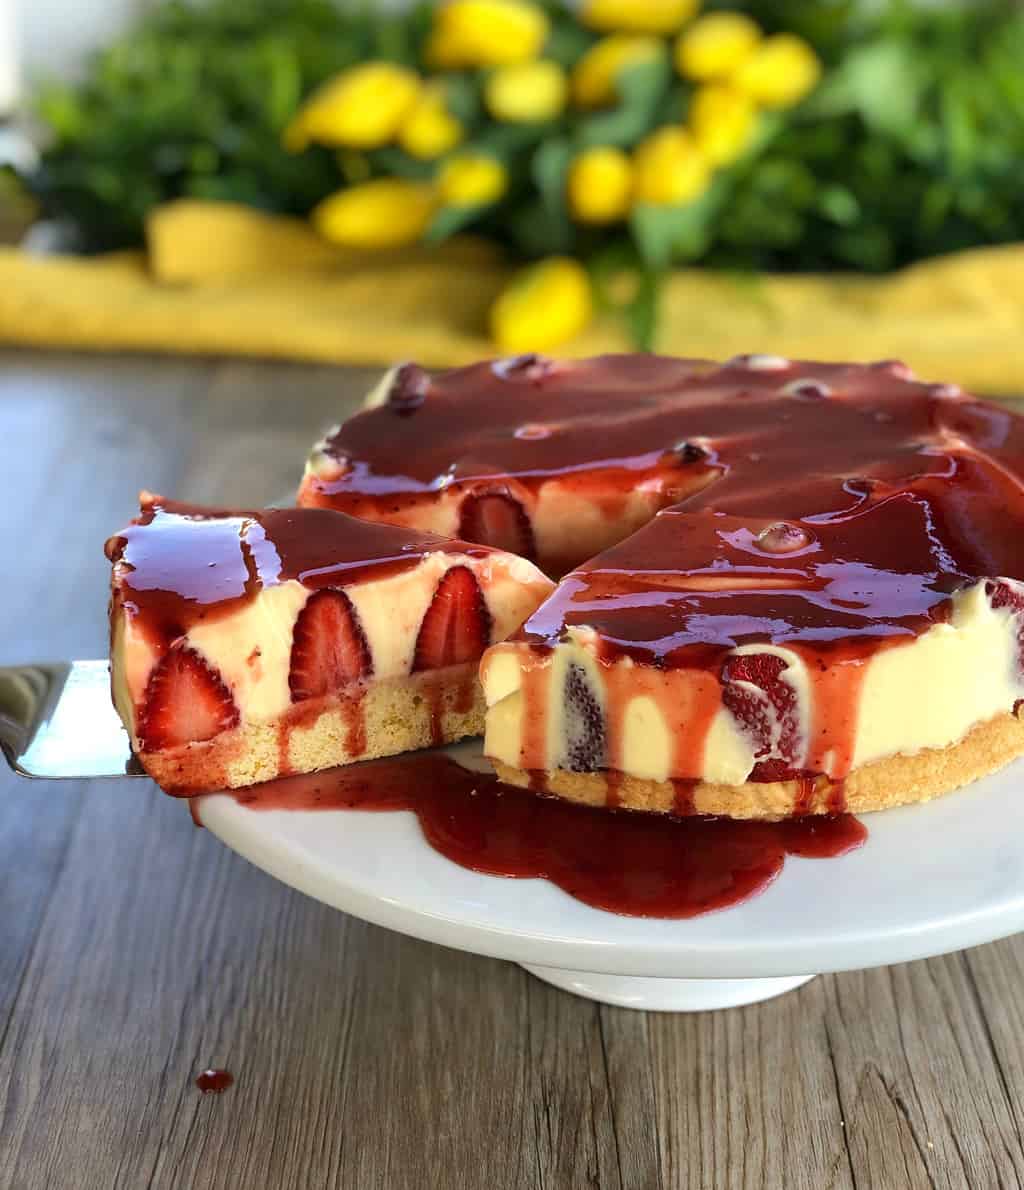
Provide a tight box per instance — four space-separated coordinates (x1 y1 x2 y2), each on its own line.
106 495 553 794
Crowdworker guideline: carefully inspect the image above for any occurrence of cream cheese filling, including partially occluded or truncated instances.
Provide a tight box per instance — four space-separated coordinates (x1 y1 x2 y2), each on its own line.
114 550 552 738
482 580 1024 786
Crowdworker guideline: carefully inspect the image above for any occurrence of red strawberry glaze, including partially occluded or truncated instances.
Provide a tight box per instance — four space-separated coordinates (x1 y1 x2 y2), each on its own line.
300 354 1024 566
105 496 497 651
206 752 866 919
513 476 1024 790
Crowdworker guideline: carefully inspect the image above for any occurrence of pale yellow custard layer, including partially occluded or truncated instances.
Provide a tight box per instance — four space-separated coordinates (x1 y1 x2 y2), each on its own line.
482 580 1024 786
113 548 553 746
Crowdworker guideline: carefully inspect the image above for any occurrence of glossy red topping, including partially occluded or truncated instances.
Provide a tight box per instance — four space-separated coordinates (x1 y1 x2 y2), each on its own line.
106 496 494 648
301 354 1024 576
516 492 1003 663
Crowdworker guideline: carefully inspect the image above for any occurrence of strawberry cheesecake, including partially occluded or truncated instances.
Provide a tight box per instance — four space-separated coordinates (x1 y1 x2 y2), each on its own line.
106 495 553 794
478 355 1024 818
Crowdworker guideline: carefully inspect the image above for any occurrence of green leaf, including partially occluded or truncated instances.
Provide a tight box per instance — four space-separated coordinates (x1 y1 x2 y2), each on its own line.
627 269 661 352
940 79 978 178
424 203 489 243
367 147 434 180
505 197 575 257
441 73 482 126
630 179 722 270
629 204 675 271
472 122 554 156
817 184 859 226
531 137 572 231
544 17 595 69
807 41 925 143
576 54 671 149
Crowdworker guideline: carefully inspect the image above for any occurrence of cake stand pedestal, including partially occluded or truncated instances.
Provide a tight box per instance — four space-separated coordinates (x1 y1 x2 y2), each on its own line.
519 967 815 1011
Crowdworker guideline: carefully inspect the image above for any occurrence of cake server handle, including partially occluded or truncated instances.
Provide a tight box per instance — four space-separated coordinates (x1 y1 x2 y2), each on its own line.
0 660 144 779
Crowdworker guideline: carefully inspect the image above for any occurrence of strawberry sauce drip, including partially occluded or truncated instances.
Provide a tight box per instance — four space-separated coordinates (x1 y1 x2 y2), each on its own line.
827 778 848 814
519 659 551 772
196 1069 233 1094
276 720 292 777
341 689 367 757
214 753 866 920
423 678 446 748
671 778 698 816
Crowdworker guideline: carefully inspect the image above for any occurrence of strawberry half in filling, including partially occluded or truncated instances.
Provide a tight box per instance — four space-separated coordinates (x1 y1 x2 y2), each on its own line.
106 495 553 794
481 356 1024 819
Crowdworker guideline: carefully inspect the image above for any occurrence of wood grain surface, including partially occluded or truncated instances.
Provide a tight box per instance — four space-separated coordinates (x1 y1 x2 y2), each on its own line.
2 349 1024 1190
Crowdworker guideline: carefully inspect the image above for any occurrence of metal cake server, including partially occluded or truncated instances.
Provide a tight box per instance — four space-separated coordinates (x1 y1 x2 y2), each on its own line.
0 661 143 779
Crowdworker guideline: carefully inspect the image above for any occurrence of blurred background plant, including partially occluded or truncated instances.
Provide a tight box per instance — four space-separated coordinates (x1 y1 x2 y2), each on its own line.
16 0 1024 351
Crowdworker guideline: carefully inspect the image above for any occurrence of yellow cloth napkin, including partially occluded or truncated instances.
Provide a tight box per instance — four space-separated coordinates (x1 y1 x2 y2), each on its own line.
0 199 1021 392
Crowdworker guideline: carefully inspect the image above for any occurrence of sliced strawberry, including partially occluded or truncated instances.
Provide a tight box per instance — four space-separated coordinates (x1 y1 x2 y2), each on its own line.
137 644 238 751
720 652 802 781
413 566 491 671
289 589 372 701
459 491 536 559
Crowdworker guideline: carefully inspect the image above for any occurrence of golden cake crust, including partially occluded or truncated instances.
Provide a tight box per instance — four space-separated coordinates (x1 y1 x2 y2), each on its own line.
492 709 1024 820
140 668 484 794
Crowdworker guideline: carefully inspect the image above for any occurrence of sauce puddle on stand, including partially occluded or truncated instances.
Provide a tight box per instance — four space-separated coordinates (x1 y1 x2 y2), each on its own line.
204 753 866 919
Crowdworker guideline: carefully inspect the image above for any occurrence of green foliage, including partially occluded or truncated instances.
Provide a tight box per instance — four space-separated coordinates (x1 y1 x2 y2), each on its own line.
704 0 1024 272
20 0 1024 343
29 0 380 248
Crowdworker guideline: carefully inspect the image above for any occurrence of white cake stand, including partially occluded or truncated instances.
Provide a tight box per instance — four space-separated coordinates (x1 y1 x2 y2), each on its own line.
198 742 1024 1011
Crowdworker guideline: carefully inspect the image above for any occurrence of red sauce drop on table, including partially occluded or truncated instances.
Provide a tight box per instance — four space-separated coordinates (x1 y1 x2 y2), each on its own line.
216 753 866 920
196 1068 233 1094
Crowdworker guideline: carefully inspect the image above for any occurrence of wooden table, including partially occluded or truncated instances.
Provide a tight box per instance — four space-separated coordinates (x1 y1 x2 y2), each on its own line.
3 349 1024 1190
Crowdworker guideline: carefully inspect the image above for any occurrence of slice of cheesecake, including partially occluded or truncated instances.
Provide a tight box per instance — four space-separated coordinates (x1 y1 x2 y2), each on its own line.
106 494 553 794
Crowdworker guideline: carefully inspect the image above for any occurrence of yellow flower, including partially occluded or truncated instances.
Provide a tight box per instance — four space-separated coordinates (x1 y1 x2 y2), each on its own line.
491 257 593 352
312 180 436 249
733 34 822 109
674 12 761 81
567 146 632 224
425 1 549 69
572 35 664 109
688 83 756 166
485 60 567 123
398 83 463 159
581 0 699 36
632 126 710 205
284 62 420 151
437 153 508 206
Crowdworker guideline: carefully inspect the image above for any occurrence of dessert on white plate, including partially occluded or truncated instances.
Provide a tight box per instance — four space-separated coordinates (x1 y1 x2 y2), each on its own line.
113 353 1024 823
105 494 552 793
